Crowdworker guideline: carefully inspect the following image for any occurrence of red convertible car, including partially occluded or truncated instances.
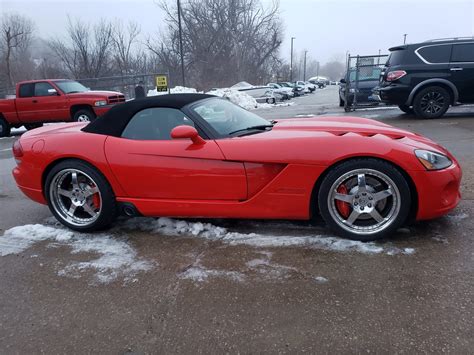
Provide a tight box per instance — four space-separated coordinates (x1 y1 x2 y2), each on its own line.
12 94 461 241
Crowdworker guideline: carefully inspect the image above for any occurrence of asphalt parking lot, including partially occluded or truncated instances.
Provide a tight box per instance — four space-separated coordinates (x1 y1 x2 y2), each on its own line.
0 86 473 353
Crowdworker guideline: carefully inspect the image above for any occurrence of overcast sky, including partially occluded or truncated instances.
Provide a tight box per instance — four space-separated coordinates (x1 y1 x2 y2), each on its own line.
2 0 474 63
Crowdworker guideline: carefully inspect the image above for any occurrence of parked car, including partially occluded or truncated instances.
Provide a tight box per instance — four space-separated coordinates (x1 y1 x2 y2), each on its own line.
13 94 461 241
373 37 474 118
267 83 293 100
296 81 316 93
278 82 304 96
339 68 382 108
0 79 125 137
308 77 326 88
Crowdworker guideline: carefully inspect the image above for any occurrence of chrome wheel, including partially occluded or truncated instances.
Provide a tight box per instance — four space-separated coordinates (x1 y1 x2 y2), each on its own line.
420 91 445 115
77 114 90 122
49 169 102 227
327 169 401 236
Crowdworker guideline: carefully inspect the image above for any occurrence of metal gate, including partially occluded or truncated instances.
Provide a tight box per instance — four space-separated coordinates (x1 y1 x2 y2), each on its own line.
343 54 388 112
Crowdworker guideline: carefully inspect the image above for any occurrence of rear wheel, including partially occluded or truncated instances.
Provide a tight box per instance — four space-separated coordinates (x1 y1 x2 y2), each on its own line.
398 104 414 114
0 117 10 137
413 86 450 118
45 160 117 232
73 109 96 122
317 159 411 241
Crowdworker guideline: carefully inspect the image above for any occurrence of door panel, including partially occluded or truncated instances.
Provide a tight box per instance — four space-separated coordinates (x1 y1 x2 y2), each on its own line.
105 136 247 200
16 82 69 122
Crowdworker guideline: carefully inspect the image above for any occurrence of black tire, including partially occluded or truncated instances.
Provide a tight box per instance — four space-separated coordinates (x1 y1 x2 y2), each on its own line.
266 97 276 104
413 86 450 119
317 158 411 241
73 109 96 122
339 97 345 107
45 159 117 232
24 123 44 130
0 117 11 137
398 104 414 114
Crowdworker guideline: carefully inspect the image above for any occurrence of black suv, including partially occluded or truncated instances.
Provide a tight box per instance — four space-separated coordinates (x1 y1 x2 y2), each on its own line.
374 38 474 118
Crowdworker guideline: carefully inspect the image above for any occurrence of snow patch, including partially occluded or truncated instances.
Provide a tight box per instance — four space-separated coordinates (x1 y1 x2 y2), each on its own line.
122 217 411 255
0 224 153 283
314 276 328 284
180 266 245 283
147 86 200 96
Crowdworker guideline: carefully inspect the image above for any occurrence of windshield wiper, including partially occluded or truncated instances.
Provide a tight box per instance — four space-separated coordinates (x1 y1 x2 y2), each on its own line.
228 124 274 136
66 91 82 94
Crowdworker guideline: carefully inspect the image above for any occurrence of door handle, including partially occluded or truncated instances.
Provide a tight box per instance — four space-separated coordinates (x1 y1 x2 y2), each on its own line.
32 99 38 103
450 67 463 71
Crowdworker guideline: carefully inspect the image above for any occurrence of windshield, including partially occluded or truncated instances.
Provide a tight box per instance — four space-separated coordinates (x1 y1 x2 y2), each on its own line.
55 80 89 94
191 98 271 136
386 50 405 67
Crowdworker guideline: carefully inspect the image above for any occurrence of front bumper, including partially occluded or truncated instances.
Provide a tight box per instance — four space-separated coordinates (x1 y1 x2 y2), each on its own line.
411 163 462 220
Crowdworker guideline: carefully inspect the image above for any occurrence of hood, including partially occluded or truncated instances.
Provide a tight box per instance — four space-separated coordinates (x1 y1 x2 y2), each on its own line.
67 90 123 97
271 116 447 152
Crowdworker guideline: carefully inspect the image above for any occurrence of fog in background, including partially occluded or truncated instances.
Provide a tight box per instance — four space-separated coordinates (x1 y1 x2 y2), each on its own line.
2 0 474 63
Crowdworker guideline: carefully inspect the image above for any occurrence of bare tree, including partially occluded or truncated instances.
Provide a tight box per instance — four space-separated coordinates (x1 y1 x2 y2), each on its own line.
112 21 141 76
148 0 283 90
49 17 114 78
0 13 34 90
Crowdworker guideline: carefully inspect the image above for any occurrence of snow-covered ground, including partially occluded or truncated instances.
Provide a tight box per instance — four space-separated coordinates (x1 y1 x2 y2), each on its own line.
0 216 419 284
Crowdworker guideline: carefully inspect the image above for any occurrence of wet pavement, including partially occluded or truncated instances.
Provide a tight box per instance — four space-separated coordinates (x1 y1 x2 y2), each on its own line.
0 86 473 353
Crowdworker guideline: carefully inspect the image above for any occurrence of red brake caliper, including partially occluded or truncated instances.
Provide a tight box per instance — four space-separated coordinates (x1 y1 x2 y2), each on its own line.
90 184 100 209
336 184 350 218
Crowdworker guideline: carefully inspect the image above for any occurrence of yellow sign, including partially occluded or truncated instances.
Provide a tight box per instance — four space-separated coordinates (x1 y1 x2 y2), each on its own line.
155 75 168 92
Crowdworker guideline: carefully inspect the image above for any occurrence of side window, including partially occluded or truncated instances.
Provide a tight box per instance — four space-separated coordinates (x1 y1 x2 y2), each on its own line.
34 82 56 97
451 43 474 62
18 83 34 98
417 45 452 64
121 107 195 140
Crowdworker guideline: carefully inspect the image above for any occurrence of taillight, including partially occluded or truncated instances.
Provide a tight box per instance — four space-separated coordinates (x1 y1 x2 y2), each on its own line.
386 70 407 82
12 140 23 158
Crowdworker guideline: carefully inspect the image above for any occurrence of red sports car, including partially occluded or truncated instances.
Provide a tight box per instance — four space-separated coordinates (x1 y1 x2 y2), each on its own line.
12 94 462 241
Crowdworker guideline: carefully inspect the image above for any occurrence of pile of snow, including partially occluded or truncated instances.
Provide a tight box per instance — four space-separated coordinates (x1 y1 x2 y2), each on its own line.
206 88 258 110
147 86 200 97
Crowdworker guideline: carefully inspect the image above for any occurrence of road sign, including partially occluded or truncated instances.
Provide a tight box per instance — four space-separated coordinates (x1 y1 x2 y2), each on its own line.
155 75 168 92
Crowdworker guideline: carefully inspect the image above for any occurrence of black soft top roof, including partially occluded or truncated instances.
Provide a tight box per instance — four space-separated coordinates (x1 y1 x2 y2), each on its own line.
82 93 215 137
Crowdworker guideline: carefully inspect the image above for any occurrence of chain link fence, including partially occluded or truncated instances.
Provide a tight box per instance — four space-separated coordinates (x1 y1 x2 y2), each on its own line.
342 54 388 112
77 73 169 100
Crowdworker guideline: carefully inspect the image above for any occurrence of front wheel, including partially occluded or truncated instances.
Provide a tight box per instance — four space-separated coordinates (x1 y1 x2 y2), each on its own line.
317 159 411 241
45 160 117 232
73 109 96 122
413 86 450 118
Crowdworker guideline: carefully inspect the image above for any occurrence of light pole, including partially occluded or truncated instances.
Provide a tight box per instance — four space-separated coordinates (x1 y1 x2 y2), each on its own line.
177 0 185 86
290 37 295 82
403 33 407 44
316 61 320 78
303 50 307 82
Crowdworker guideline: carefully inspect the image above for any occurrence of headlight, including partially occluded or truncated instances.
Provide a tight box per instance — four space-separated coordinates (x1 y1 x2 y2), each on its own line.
415 149 452 170
94 100 107 107
349 88 359 93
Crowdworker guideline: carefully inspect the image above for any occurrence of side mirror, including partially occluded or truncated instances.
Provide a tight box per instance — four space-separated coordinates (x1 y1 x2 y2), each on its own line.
171 125 205 145
48 88 58 96
340 78 346 84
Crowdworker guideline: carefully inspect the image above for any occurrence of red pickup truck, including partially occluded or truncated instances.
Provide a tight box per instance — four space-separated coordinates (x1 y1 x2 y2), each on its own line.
0 79 125 137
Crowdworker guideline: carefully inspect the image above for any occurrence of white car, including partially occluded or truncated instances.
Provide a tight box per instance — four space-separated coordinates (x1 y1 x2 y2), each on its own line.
296 81 316 93
267 83 294 100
